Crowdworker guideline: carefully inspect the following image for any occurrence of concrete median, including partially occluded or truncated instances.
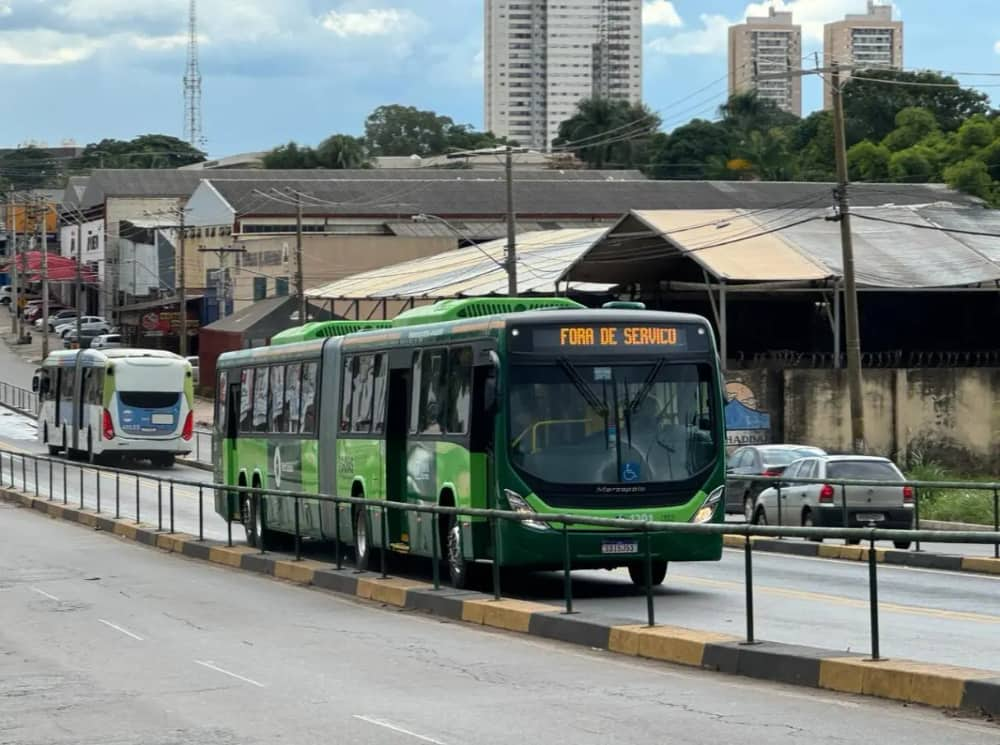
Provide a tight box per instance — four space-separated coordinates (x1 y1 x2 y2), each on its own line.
3 484 998 719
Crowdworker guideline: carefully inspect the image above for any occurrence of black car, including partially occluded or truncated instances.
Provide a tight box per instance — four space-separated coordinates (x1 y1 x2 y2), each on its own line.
726 444 827 520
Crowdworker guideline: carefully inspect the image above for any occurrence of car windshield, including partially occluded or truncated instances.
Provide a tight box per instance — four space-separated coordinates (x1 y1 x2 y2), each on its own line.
827 461 901 480
508 362 717 485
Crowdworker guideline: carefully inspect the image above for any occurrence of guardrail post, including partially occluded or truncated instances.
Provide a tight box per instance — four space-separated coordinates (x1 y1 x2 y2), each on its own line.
868 536 881 661
115 472 120 519
135 476 140 524
743 535 757 645
994 488 999 560
198 485 204 541
776 484 785 541
914 486 921 553
644 524 655 627
62 462 67 505
157 480 163 531
78 466 83 509
257 494 265 555
21 455 26 491
48 459 53 501
96 468 101 514
380 503 389 579
492 515 502 601
562 522 574 615
294 496 302 561
226 490 233 548
430 508 440 590
842 484 849 533
169 480 175 534
335 503 343 571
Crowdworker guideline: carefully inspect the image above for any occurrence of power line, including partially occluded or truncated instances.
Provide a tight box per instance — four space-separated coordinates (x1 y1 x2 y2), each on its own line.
850 212 1000 238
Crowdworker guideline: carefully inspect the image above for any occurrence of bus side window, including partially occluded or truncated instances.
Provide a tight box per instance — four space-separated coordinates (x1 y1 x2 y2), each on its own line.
418 349 448 435
269 365 285 433
351 356 374 434
372 354 388 434
300 362 318 435
446 347 472 435
216 371 227 433
253 366 270 433
285 363 302 433
409 351 422 435
339 358 353 433
239 369 254 432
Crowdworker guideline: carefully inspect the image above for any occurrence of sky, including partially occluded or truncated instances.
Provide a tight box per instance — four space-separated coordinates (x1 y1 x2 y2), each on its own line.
0 0 998 158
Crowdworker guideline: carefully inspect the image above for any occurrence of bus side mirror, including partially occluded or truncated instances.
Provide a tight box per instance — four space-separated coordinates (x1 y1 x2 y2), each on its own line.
31 375 39 393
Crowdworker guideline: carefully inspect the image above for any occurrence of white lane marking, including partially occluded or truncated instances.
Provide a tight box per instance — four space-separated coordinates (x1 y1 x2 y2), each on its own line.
98 619 144 641
194 660 265 688
31 587 60 601
353 715 447 745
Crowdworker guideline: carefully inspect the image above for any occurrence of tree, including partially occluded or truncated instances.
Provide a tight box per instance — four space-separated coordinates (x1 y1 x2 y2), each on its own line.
0 146 58 191
843 70 991 142
847 140 891 181
957 114 995 150
644 119 730 179
315 135 368 169
71 135 206 169
944 159 996 203
888 148 935 182
262 142 318 169
882 107 939 152
719 91 800 135
734 129 798 181
791 111 837 181
364 105 449 157
554 98 661 169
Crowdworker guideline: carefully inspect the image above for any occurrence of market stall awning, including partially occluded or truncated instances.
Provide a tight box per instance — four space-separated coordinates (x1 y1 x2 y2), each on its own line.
1 251 99 283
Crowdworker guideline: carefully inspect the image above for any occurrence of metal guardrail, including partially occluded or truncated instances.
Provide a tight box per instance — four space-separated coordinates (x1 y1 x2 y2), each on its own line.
0 446 998 663
740 473 1000 558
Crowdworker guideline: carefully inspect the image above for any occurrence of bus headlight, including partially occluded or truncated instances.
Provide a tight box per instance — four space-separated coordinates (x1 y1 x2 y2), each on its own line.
691 486 725 524
504 489 549 530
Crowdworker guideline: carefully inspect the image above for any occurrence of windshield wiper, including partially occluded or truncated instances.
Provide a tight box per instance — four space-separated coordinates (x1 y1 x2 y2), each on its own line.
627 359 665 414
557 357 608 416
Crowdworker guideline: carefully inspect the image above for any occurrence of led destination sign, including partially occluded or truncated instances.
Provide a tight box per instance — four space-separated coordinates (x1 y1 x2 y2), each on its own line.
514 324 710 354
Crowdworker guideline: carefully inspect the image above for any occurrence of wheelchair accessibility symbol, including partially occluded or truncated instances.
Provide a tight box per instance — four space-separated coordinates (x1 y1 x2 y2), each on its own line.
621 462 640 482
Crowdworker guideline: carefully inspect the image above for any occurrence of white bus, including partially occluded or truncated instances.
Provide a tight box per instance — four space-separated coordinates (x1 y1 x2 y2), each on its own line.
34 349 195 467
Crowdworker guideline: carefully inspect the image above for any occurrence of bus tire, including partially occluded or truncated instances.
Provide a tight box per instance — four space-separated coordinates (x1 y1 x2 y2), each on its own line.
445 513 468 590
154 453 175 468
354 507 372 571
628 560 667 588
241 487 258 548
87 430 100 465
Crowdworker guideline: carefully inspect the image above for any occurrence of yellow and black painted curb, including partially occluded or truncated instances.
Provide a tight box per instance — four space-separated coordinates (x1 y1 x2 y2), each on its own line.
722 534 1000 576
4 487 999 718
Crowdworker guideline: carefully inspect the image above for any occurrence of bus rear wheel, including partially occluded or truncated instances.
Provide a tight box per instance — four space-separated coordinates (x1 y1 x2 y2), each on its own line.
446 514 468 589
627 561 667 588
354 508 372 571
152 453 175 468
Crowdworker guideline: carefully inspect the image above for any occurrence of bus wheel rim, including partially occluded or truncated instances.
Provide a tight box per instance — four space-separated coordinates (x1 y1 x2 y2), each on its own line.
356 513 367 560
448 522 463 578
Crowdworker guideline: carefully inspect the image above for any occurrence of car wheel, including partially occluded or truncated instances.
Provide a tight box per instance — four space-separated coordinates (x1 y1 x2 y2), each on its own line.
753 506 767 526
893 540 911 551
803 511 822 542
743 494 755 523
628 560 668 587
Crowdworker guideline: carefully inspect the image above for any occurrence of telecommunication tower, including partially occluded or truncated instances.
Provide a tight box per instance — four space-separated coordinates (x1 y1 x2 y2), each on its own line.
183 0 205 149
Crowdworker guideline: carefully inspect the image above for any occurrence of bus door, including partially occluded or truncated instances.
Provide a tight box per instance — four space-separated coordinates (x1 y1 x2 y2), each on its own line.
215 373 242 520
383 350 412 550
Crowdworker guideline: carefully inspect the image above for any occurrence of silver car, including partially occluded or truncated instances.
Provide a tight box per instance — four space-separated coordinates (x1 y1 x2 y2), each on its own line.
751 455 914 549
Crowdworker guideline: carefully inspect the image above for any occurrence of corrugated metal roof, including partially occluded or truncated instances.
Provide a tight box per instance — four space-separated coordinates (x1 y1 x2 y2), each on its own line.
306 228 612 300
561 206 1000 289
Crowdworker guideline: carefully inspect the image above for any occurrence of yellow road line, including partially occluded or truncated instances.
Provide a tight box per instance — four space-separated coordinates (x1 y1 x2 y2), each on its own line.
672 573 1000 624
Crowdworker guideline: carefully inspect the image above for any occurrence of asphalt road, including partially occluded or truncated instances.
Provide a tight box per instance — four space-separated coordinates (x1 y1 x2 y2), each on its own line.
1 501 996 745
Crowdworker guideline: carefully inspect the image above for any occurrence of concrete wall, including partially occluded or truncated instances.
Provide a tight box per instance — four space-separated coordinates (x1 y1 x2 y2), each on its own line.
726 367 1000 472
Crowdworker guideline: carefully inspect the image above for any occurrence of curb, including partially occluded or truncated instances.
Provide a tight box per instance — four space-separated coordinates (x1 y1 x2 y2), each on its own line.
3 486 999 718
722 535 1000 576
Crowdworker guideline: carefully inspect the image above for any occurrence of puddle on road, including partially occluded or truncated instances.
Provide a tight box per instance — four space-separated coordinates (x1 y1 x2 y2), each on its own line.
0 410 38 441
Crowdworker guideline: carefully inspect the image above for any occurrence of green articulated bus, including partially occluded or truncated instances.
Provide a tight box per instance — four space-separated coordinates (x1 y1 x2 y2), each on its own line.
213 297 727 588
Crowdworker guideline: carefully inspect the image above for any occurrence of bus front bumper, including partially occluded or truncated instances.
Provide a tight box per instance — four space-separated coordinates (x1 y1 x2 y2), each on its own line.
100 437 192 456
494 519 723 570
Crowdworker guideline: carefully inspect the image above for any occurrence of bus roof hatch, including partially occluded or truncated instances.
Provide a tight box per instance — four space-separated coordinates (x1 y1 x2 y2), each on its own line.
391 297 584 328
271 320 393 345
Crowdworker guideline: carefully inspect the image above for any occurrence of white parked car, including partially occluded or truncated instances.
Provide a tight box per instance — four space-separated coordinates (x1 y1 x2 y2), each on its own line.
40 309 76 330
56 316 109 338
90 333 123 350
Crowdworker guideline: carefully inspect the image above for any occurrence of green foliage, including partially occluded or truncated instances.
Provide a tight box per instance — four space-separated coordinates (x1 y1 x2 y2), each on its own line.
843 69 991 142
882 107 939 152
363 104 506 158
315 135 367 169
847 140 891 181
905 452 997 525
71 135 206 169
957 115 995 149
888 148 935 182
944 159 995 201
262 141 319 169
0 146 59 190
554 98 661 169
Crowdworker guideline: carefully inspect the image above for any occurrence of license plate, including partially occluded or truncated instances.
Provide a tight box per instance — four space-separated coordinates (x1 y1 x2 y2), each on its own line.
856 513 884 522
151 414 174 425
601 540 639 555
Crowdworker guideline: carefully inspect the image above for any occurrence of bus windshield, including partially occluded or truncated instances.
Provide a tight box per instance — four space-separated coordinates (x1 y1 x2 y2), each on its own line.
508 361 716 486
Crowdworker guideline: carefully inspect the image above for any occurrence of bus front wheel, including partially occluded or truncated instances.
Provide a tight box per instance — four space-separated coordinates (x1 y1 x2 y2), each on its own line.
446 514 468 589
627 561 667 588
354 508 371 571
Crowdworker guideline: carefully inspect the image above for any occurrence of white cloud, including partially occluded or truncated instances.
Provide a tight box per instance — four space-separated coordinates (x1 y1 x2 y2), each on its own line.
647 14 730 55
127 33 194 51
741 0 870 44
995 40 1000 54
0 30 102 65
0 3 11 18
55 0 183 25
643 0 683 28
320 8 420 38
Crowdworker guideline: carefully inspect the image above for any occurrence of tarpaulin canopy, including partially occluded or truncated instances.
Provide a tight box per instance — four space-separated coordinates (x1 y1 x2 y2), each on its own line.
1 251 99 284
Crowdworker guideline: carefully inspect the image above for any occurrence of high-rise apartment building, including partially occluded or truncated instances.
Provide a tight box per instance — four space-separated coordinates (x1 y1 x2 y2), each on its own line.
484 0 643 151
823 1 903 109
728 8 802 116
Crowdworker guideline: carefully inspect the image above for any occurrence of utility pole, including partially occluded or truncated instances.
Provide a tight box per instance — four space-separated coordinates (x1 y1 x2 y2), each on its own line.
178 209 188 357
9 191 18 338
40 199 49 361
504 146 518 297
75 221 84 345
295 193 305 320
198 245 246 322
830 62 866 453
